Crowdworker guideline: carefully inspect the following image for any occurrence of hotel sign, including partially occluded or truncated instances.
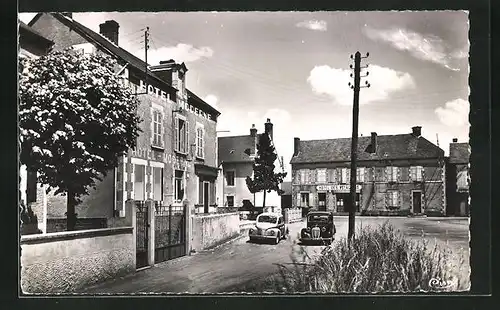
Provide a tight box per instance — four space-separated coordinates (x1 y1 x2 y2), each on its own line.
131 147 191 170
316 184 362 193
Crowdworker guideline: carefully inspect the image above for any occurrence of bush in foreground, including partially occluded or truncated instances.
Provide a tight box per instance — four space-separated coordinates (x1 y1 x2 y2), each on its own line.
271 223 469 293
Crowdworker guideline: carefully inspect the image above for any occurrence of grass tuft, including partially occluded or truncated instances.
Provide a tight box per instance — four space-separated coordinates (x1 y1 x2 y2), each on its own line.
270 222 470 293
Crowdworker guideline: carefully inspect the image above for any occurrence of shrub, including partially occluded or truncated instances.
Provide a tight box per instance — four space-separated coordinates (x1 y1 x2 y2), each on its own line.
272 223 469 293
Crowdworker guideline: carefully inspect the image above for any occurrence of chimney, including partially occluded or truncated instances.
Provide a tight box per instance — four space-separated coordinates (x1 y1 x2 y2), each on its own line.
150 60 188 100
371 132 377 153
264 118 273 140
99 20 119 45
250 124 257 137
412 126 422 137
294 137 300 156
452 138 458 143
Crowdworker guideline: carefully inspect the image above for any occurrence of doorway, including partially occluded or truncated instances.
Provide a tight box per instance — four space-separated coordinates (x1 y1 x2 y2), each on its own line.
412 191 422 214
203 182 209 213
318 192 326 211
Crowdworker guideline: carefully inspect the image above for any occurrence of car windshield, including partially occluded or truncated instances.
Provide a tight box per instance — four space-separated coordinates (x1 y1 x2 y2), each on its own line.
257 215 277 223
308 214 329 222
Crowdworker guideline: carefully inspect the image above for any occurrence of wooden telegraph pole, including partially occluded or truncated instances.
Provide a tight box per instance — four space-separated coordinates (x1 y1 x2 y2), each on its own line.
348 51 370 244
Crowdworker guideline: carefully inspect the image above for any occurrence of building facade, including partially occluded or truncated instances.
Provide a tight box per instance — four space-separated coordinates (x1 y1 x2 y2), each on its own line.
18 21 55 233
445 139 470 217
218 119 281 209
25 13 220 226
290 126 446 216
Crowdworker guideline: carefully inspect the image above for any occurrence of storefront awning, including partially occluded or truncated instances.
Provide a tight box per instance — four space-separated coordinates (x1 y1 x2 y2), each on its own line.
194 164 220 178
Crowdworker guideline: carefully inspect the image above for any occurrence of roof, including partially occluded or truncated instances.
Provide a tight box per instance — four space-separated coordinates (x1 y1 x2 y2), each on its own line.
218 135 255 165
281 182 292 195
290 133 444 164
449 142 470 164
19 21 54 46
29 13 220 116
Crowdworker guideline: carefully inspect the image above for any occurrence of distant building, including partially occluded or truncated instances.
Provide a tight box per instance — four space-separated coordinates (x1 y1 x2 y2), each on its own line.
280 181 292 209
217 119 281 209
289 126 446 216
445 139 470 216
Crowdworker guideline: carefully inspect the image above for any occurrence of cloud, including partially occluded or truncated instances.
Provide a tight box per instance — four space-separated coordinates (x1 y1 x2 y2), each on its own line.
296 20 327 31
364 27 467 71
307 64 416 105
204 94 219 109
435 98 470 127
148 43 214 64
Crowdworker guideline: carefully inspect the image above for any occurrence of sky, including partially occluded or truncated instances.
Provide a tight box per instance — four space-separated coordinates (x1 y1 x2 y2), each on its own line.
19 11 470 183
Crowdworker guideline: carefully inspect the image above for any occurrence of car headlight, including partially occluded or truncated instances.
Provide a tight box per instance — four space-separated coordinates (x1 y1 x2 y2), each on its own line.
321 227 326 232
267 230 276 236
306 227 311 232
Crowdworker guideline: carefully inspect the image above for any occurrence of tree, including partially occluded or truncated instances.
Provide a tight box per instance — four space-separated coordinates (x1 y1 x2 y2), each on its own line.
19 49 142 231
245 132 287 208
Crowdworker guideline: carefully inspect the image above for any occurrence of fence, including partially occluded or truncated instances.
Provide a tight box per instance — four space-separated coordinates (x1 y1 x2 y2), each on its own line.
191 212 240 252
46 217 107 233
284 208 302 224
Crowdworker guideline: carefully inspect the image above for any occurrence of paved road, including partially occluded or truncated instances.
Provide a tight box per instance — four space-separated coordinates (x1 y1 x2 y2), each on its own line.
81 217 469 294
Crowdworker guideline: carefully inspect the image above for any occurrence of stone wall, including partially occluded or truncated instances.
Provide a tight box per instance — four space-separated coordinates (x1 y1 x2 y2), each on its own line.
191 212 240 252
20 227 135 294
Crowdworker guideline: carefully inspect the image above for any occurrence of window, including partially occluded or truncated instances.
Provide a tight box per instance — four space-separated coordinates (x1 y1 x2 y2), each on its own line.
386 191 399 207
152 109 163 148
152 166 163 201
174 170 185 203
340 168 349 184
317 169 327 183
175 116 189 154
300 169 309 184
410 166 423 181
227 196 234 207
133 164 146 201
457 170 469 191
387 166 398 182
225 171 235 186
328 169 337 183
357 167 365 183
196 126 204 158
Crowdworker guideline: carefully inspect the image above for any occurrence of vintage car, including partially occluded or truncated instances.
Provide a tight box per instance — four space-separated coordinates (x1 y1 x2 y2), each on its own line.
300 211 336 245
249 212 289 244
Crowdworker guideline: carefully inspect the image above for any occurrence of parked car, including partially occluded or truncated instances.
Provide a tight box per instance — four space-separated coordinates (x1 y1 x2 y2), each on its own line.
300 211 336 245
249 212 289 244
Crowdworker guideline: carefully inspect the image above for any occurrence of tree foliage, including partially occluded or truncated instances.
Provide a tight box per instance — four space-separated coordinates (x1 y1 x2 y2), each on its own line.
19 49 142 212
246 132 287 207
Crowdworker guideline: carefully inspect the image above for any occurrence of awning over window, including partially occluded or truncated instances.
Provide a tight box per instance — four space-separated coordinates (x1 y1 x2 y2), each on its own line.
194 164 219 179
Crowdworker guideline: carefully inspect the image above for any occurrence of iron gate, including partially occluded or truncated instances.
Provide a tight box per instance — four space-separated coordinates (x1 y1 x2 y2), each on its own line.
135 201 149 269
154 203 186 264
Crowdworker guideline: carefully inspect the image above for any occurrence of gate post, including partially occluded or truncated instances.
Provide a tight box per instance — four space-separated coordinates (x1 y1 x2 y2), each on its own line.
183 199 192 255
128 199 137 268
146 199 155 266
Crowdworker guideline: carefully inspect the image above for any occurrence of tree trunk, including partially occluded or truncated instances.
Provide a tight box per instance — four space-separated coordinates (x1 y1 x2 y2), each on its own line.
262 190 266 209
66 190 77 231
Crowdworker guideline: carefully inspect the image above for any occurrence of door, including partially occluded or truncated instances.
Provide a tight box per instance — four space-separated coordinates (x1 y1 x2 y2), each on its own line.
413 191 422 214
203 182 209 213
318 193 326 211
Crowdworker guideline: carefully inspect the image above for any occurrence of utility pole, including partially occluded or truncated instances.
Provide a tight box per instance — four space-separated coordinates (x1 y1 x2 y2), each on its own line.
347 51 370 244
144 26 150 94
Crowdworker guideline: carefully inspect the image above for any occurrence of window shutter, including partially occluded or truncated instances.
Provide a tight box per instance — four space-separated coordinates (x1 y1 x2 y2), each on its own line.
159 113 164 147
346 169 351 184
309 170 315 184
325 169 329 183
174 117 179 151
150 109 155 146
201 128 205 157
297 192 301 207
185 121 190 154
305 170 309 184
309 193 314 207
385 167 390 182
198 181 203 204
396 167 400 182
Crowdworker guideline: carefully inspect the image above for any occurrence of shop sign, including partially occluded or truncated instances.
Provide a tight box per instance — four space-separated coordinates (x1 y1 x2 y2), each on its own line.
316 184 362 193
131 148 191 170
